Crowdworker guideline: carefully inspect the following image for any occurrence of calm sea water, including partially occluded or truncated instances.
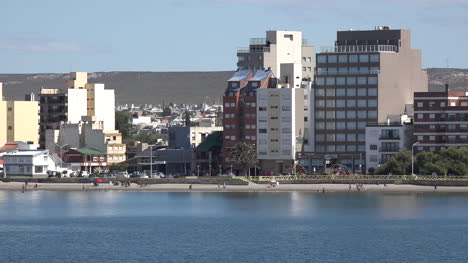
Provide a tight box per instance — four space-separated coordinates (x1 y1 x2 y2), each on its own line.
1 191 468 263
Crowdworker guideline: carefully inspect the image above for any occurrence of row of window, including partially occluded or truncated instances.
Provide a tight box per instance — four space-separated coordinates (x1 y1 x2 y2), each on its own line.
316 110 377 119
302 57 313 63
258 150 292 155
316 121 370 130
317 133 366 142
316 76 377 86
317 54 380 64
316 87 377 97
415 124 468 130
303 67 313 72
224 102 257 108
316 99 377 108
417 135 468 142
315 144 366 153
415 112 466 121
108 156 125 161
316 67 379 75
258 128 291 133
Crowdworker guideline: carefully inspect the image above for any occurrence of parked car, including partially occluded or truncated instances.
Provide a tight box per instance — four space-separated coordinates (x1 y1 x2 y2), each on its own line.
116 171 129 179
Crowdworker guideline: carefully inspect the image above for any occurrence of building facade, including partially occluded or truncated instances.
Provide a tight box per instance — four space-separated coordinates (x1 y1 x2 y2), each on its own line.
2 143 57 177
0 83 39 147
414 89 468 152
311 27 427 170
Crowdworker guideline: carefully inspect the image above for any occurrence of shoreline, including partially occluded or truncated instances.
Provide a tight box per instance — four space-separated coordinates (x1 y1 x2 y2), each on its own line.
2 182 468 193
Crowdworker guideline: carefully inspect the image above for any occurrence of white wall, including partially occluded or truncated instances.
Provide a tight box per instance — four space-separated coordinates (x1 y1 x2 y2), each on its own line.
93 85 115 131
67 89 87 123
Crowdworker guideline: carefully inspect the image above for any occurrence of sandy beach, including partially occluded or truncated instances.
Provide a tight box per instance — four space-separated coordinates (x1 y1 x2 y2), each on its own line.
2 181 468 193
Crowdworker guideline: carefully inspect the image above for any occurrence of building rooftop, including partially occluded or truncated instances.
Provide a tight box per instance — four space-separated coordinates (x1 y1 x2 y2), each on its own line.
227 69 252 82
249 69 273 81
74 148 105 155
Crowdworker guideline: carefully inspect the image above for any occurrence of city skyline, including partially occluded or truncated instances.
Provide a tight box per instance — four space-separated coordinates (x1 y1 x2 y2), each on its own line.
2 0 468 73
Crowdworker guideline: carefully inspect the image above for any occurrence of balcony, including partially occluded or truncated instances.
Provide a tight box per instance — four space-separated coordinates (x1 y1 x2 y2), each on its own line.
237 47 270 53
379 135 400 140
380 147 400 152
319 45 398 53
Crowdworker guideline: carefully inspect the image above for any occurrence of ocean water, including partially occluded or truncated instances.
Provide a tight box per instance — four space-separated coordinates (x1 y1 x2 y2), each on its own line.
1 191 468 263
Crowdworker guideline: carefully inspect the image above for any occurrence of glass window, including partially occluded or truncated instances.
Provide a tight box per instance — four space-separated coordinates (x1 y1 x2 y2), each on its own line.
347 145 357 152
357 122 367 130
358 111 367 119
359 54 369 63
337 111 346 119
349 55 358 63
357 77 367 85
347 100 356 107
316 88 325 96
368 88 377 96
347 77 356 85
316 134 325 142
337 122 346 130
336 134 346 142
328 55 337 63
327 145 336 152
316 122 325 129
358 145 366 152
326 134 336 142
338 68 347 75
347 110 356 118
326 77 335 85
336 100 346 108
359 67 369 74
347 134 356 142
336 145 346 152
326 111 335 118
336 88 346 96
370 54 379 62
347 88 356 96
326 100 335 107
316 77 325 85
349 67 358 74
338 55 347 63
357 99 367 107
315 111 325 120
348 122 357 129
336 77 346 85
368 77 377 85
317 55 327 63
316 100 325 107
368 99 377 107
357 88 367 96
328 68 337 74
326 88 335 96
368 111 377 118
326 122 336 130
358 133 366 141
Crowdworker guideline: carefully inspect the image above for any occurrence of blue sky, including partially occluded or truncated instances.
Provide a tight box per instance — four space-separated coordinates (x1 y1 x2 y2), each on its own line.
2 0 467 73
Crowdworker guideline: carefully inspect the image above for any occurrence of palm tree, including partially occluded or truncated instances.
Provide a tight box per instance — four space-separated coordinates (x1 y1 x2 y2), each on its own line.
229 142 257 177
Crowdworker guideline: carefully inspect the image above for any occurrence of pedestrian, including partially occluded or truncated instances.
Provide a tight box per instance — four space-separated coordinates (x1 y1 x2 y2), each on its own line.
322 187 325 194
349 184 351 191
189 184 192 190
218 183 220 188
21 184 25 193
223 182 226 189
434 185 437 191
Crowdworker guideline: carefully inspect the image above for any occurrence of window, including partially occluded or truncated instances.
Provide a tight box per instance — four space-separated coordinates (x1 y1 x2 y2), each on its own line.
326 77 335 85
303 57 307 62
337 145 346 152
328 55 337 63
327 145 336 152
338 55 347 63
368 77 377 85
316 89 325 96
231 82 238 88
307 57 312 62
317 122 325 130
326 122 336 130
441 102 446 107
258 107 267 111
316 100 325 108
326 134 336 142
347 100 356 107
417 113 424 119
359 54 369 63
368 111 377 118
317 55 327 63
336 77 346 85
347 89 356 96
358 134 366 141
357 122 367 130
357 111 367 119
347 111 356 118
347 145 357 152
368 99 377 107
316 78 325 85
337 122 346 130
308 67 312 72
282 128 292 133
337 134 346 142
231 136 236 140
326 111 335 118
347 77 356 85
348 122 357 129
358 100 367 108
368 88 377 96
336 88 346 96
336 100 346 108
326 100 335 107
349 55 358 63
303 67 306 71
259 129 267 133
357 88 366 96
429 114 435 119
281 106 291 111
370 144 377 150
357 77 367 85
326 88 336 96
316 134 325 142
224 103 230 107
370 54 379 62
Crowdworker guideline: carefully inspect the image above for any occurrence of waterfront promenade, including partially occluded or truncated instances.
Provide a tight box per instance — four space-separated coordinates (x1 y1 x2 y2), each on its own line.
2 181 468 193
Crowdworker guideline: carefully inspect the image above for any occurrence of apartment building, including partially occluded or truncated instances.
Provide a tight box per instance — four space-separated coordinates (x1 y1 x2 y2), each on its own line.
414 88 468 152
237 30 314 79
311 26 427 170
0 83 39 147
365 115 413 169
39 72 118 152
256 65 306 174
2 143 57 177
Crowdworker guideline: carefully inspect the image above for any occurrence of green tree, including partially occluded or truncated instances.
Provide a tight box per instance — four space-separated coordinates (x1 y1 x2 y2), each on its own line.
376 151 411 175
115 110 132 139
162 106 172 117
228 142 257 176
110 162 129 172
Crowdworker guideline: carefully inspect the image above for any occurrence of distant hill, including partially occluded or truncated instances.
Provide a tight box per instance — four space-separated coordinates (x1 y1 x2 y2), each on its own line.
1 68 467 105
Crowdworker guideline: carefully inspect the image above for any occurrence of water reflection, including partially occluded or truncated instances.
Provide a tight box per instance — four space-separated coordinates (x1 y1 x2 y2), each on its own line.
377 194 422 219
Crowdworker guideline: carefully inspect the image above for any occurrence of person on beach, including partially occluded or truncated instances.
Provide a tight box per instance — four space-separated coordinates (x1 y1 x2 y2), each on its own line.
434 185 437 191
349 184 351 191
322 187 325 194
223 182 226 189
21 184 25 193
218 183 220 188
34 184 38 190
189 184 192 190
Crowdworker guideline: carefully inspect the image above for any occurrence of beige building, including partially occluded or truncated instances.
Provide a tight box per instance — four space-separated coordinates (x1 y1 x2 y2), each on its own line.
0 83 39 147
237 30 314 80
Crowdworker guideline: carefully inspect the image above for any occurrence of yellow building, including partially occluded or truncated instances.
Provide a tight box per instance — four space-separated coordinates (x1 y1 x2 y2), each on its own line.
0 82 39 147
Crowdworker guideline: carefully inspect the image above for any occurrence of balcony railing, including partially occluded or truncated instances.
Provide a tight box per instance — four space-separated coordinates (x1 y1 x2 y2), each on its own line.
320 45 398 53
380 147 400 152
237 47 270 53
379 135 400 140
250 38 266 45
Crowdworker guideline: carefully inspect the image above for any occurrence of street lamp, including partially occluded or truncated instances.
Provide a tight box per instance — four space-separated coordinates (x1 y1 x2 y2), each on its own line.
197 164 200 177
412 142 420 175
55 143 69 169
219 164 221 176
230 164 233 176
181 147 187 175
209 164 212 176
